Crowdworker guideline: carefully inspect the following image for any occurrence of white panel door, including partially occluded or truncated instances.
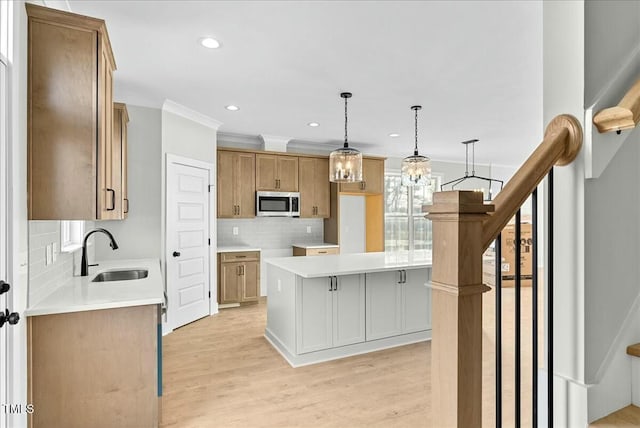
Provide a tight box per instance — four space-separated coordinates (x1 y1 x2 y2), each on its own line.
365 271 403 340
297 277 333 354
333 274 365 347
338 195 365 254
0 52 7 428
167 160 211 329
403 268 432 333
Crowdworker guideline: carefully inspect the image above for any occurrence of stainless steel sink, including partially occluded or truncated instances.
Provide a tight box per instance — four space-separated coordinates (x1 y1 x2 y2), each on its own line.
92 269 149 282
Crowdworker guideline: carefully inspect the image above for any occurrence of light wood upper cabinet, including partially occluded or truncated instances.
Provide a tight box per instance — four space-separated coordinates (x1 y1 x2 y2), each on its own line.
217 150 256 218
113 103 129 219
256 154 298 191
299 157 330 218
339 158 385 195
27 4 118 220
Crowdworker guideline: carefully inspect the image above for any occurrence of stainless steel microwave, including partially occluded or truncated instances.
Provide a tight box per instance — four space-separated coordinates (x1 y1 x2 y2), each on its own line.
256 191 300 217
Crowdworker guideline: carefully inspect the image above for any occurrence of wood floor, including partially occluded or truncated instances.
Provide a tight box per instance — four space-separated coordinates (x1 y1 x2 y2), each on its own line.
590 405 640 427
161 286 542 427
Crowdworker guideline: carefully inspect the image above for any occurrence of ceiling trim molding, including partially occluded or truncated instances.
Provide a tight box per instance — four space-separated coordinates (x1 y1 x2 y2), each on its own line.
217 132 262 147
162 99 223 131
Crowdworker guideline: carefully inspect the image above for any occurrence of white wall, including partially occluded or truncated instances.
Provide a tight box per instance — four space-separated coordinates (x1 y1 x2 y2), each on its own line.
582 0 640 421
543 1 588 426
95 106 162 261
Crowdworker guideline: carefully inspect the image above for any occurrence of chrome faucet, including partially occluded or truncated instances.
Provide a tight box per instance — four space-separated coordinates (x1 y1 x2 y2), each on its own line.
81 228 119 276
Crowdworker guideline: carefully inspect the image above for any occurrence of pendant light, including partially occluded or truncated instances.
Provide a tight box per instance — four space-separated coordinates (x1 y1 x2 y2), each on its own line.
329 92 363 183
440 139 504 201
401 105 431 187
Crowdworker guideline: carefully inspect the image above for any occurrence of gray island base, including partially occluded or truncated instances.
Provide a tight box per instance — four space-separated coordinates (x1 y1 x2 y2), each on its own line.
264 252 432 367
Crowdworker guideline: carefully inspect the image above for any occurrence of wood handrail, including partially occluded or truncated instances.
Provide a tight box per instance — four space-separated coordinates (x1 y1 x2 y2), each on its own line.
593 77 640 133
481 114 583 249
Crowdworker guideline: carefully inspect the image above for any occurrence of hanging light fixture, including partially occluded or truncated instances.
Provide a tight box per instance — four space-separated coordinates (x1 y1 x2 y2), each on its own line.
440 139 504 201
329 92 363 183
401 105 431 187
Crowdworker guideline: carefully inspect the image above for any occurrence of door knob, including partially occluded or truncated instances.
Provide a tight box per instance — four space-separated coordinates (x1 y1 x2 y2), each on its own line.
172 251 181 257
0 281 9 295
0 309 19 328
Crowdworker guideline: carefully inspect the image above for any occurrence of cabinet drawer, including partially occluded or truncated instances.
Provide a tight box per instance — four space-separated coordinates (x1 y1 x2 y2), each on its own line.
220 251 260 262
306 247 339 256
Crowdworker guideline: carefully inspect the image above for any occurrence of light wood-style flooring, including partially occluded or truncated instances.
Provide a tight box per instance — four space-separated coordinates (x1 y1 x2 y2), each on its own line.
161 284 547 427
591 405 640 427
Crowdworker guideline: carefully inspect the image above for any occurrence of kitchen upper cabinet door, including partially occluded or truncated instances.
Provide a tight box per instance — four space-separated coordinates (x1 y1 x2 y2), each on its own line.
236 153 256 217
403 268 431 333
115 103 130 219
296 277 333 354
277 156 298 191
255 154 278 191
219 262 241 304
298 158 316 218
362 158 384 194
333 274 365 347
27 4 117 220
241 261 260 302
314 158 330 218
217 151 236 218
365 271 403 341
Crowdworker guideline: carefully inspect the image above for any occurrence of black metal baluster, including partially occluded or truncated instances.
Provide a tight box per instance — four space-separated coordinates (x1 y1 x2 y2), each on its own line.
532 188 539 427
515 210 522 428
495 233 502 428
548 169 554 427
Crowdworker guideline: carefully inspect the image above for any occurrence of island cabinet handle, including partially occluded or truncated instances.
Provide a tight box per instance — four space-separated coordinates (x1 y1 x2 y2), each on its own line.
328 277 332 291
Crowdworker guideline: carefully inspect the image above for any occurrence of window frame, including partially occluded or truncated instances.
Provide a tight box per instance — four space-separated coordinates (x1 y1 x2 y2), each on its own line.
60 221 85 253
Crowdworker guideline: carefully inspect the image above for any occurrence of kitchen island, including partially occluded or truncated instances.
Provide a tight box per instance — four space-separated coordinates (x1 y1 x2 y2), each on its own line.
265 251 432 367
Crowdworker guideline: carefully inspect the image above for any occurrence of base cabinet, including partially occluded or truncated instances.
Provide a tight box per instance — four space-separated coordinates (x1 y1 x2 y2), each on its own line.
218 251 260 304
296 274 365 354
28 305 159 427
366 268 431 340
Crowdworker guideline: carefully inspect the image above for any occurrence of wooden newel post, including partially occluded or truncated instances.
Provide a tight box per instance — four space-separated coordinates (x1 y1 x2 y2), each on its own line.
426 190 494 427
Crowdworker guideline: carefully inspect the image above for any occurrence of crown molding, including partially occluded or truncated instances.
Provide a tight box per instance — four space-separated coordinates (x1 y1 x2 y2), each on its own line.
217 132 262 147
162 99 223 131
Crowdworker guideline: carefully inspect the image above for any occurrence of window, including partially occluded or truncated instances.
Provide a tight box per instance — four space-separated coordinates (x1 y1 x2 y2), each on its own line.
60 221 84 253
384 172 441 252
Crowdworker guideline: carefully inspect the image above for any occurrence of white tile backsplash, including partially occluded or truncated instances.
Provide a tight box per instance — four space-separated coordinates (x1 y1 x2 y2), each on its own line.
217 217 324 250
28 220 94 307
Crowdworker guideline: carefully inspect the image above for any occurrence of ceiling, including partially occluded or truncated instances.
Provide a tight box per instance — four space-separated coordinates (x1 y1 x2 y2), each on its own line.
67 0 543 167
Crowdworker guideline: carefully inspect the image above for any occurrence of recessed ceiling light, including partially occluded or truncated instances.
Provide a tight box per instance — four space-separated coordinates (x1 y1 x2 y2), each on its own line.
389 133 400 138
225 105 239 111
200 37 220 49
307 122 320 127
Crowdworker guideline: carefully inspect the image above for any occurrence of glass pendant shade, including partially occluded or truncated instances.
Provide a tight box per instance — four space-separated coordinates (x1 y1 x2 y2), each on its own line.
401 105 431 186
401 153 431 186
330 146 363 182
330 92 363 183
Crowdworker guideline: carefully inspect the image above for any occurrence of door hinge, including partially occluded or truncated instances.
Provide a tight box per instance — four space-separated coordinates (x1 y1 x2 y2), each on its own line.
208 291 211 298
208 238 211 246
208 185 213 193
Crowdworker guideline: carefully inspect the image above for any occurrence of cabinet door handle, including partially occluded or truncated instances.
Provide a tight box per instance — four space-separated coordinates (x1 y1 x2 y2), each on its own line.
106 188 116 211
318 251 327 254
124 198 129 214
402 270 407 283
329 277 332 291
237 265 241 275
236 255 247 258
398 270 403 284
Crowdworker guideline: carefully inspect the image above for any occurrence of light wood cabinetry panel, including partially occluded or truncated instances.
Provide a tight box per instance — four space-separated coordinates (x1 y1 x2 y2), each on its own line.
256 154 299 191
217 151 256 218
113 103 129 219
339 158 385 194
299 157 330 218
27 4 117 220
218 251 260 304
28 305 158 427
292 246 340 256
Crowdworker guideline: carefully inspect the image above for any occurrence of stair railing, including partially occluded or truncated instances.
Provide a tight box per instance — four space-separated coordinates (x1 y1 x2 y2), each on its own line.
425 114 583 427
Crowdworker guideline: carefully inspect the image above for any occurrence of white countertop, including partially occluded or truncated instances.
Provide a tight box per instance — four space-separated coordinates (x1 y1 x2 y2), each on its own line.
265 251 432 278
291 243 340 249
217 246 261 253
26 259 164 317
